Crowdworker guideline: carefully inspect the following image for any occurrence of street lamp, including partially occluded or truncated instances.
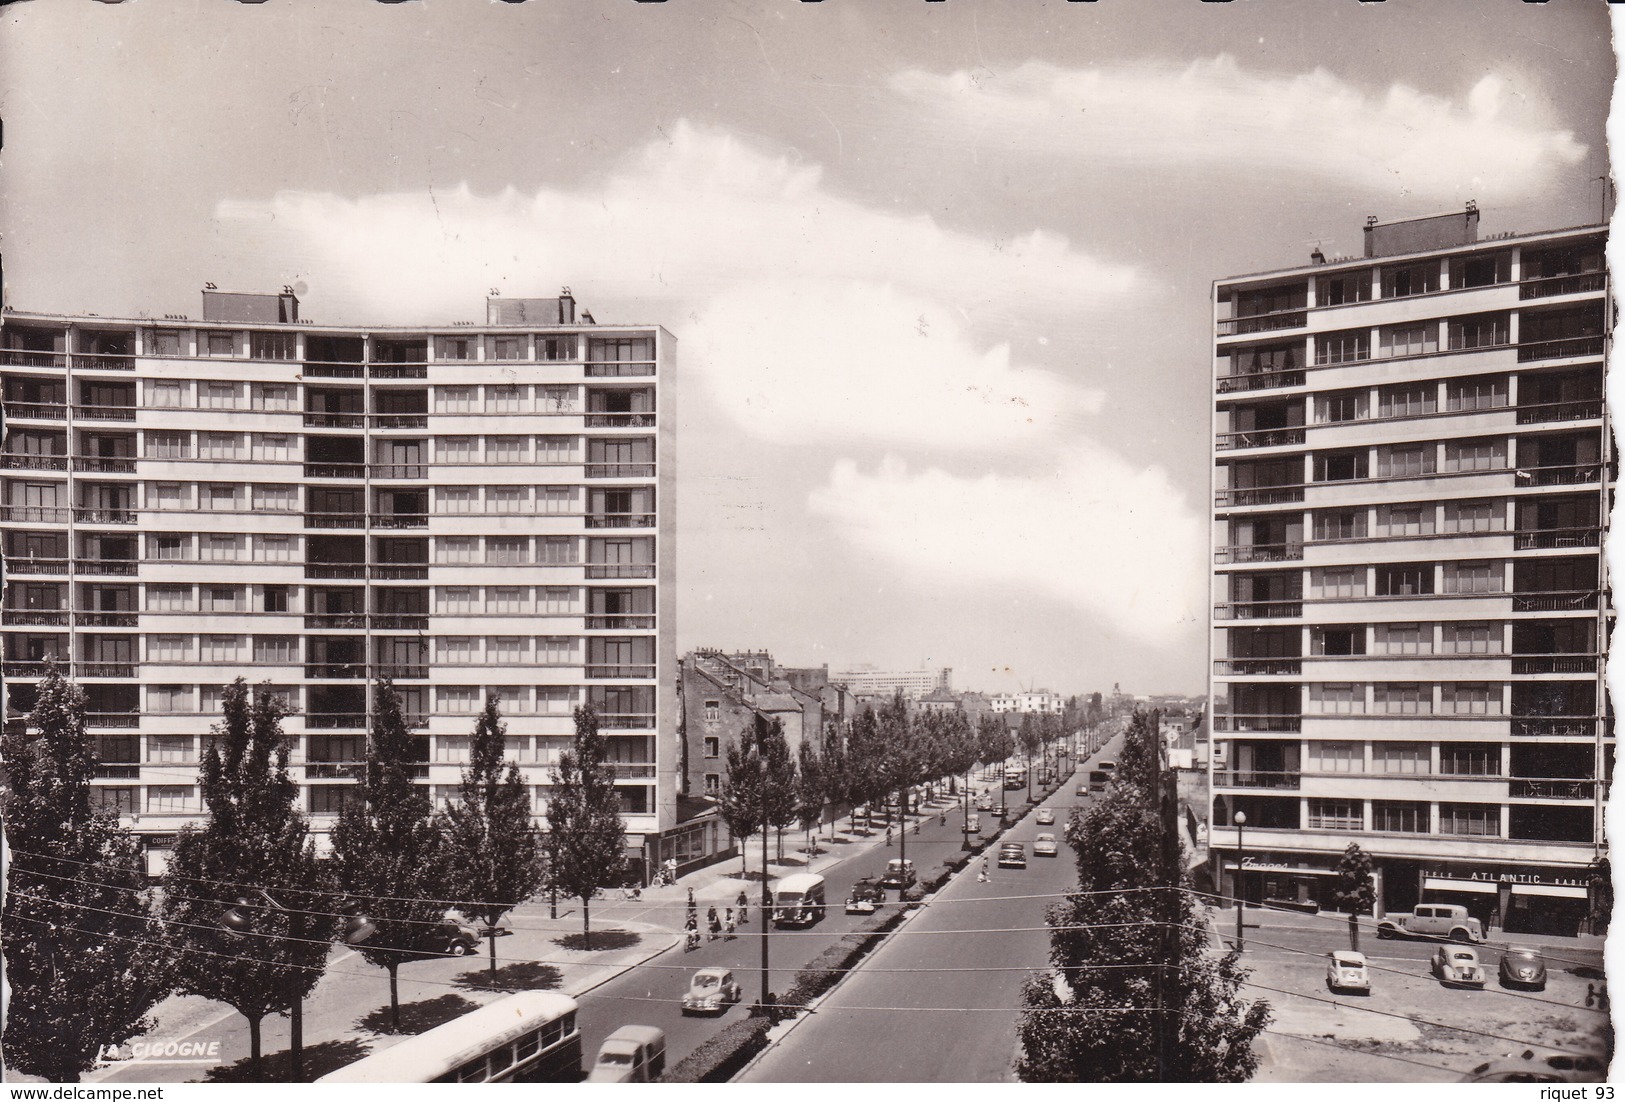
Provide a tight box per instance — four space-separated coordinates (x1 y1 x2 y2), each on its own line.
1232 811 1247 951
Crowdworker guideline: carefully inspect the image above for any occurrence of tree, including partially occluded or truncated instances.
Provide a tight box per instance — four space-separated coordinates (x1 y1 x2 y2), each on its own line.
1018 713 1040 799
1331 843 1376 952
976 713 1003 775
329 683 449 1030
877 690 915 818
442 695 544 973
795 736 824 857
546 706 625 947
1 668 172 1082
757 718 799 861
845 706 887 828
719 725 763 874
818 720 848 836
1017 712 1270 1082
161 679 337 1077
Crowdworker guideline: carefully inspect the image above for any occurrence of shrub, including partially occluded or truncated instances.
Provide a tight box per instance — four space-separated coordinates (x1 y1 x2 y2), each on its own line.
660 1017 772 1083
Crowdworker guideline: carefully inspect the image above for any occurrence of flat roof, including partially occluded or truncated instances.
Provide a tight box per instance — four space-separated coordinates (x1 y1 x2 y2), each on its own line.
0 307 672 338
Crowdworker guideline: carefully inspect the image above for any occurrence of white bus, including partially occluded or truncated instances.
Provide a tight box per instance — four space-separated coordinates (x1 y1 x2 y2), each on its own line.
316 991 582 1083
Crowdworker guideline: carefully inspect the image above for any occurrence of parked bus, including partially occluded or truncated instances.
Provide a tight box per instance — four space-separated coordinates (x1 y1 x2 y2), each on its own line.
317 991 582 1083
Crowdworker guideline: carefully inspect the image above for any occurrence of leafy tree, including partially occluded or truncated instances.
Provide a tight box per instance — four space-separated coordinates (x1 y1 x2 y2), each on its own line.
1018 713 1040 798
719 724 763 874
1 668 172 1082
795 737 824 856
162 680 337 1076
546 706 625 946
1017 712 1270 1082
329 683 448 1030
441 695 544 973
760 718 798 861
845 707 887 828
975 713 1003 774
818 720 848 834
1331 843 1376 951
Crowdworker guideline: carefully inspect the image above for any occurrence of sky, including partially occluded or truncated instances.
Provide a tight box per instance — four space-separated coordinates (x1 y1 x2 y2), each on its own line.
0 0 1612 697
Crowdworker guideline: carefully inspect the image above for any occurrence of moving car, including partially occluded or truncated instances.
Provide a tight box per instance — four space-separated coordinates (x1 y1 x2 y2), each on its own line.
1431 944 1487 987
1098 761 1116 774
846 877 885 915
1033 833 1058 857
416 921 481 957
1460 1049 1607 1083
681 968 742 1015
975 793 994 812
1077 784 1089 797
1325 950 1371 993
964 814 982 836
1088 770 1110 794
588 1025 666 1083
1498 947 1548 990
879 858 917 890
773 874 827 927
997 843 1027 869
1035 808 1055 826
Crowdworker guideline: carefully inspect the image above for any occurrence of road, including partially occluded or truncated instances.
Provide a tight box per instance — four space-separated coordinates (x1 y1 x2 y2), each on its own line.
742 734 1122 1083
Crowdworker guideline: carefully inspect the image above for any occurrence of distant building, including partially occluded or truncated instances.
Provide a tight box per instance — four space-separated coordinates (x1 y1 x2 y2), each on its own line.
989 690 1063 715
915 689 961 715
830 663 951 699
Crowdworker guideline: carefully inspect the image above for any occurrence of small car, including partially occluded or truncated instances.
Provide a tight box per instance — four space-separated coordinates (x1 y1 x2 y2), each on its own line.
681 967 742 1015
1035 808 1055 826
1033 833 1058 857
964 814 982 835
1460 1049 1607 1083
998 843 1027 869
993 804 1011 820
975 793 994 812
1325 950 1371 993
1432 944 1487 987
416 921 480 956
879 858 917 890
1498 946 1548 990
1077 784 1089 797
846 877 885 915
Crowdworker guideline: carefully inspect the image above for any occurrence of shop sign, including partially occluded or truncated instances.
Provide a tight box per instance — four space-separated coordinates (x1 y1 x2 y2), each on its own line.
1421 866 1588 889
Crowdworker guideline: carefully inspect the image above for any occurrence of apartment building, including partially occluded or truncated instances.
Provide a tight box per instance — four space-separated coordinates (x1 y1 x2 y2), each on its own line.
0 288 681 879
988 689 1064 715
829 664 951 699
1208 207 1610 936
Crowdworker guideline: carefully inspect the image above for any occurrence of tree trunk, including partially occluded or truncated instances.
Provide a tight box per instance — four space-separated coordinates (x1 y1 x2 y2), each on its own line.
582 895 592 948
248 1015 262 1075
1348 910 1360 952
488 926 499 974
388 963 401 1032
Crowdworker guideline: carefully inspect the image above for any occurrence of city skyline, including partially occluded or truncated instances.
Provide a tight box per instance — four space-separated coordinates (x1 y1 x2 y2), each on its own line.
0 1 1611 695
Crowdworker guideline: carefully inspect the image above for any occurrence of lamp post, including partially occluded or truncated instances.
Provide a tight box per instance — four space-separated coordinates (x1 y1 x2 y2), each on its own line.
1232 811 1247 951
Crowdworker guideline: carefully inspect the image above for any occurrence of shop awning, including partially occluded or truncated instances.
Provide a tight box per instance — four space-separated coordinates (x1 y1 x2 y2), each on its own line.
1509 883 1587 900
1423 877 1497 894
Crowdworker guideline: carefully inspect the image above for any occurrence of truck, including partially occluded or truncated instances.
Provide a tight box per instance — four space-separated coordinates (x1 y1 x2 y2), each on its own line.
1375 903 1484 943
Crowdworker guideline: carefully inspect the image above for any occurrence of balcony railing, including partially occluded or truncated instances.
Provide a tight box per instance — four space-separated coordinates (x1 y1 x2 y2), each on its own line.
304 463 364 479
376 664 429 680
306 713 367 729
305 614 367 629
1 453 68 471
2 609 68 625
372 464 427 480
303 412 365 429
371 513 428 528
75 456 137 474
7 557 68 574
85 712 139 728
1511 717 1596 737
596 712 656 730
1516 398 1604 425
584 413 656 428
1520 272 1607 300
373 414 428 429
586 664 657 680
1509 778 1595 800
1514 463 1602 487
586 564 656 579
3 403 67 420
585 463 656 479
1513 527 1601 550
96 764 141 780
80 662 136 678
585 513 655 529
304 761 363 779
305 564 366 580
72 353 135 371
77 405 136 422
1212 601 1302 620
0 505 69 523
372 614 429 630
1216 310 1307 337
1212 659 1303 676
1517 335 1605 363
304 363 364 379
1214 428 1305 451
1210 714 1302 732
75 559 137 576
1215 369 1305 395
1511 590 1598 612
2 660 56 676
1 349 67 368
76 612 137 627
605 763 658 780
1510 655 1597 675
305 664 366 679
305 512 366 529
372 564 428 580
368 364 427 379
1215 486 1305 508
1213 542 1303 564
74 508 137 524
1213 769 1301 790
586 615 656 630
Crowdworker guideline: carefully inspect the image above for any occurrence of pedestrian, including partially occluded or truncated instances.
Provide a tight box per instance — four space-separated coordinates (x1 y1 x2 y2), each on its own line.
979 857 990 883
685 915 699 951
724 907 736 939
707 905 721 941
885 826 893 847
736 889 749 925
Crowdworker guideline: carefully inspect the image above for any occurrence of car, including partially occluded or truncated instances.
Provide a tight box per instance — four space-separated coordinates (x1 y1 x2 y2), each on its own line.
1036 808 1055 825
1033 833 1058 857
1077 784 1089 797
1498 946 1548 990
1460 1049 1607 1084
975 793 994 812
681 967 742 1015
1432 944 1487 987
879 858 917 890
414 921 480 957
1325 950 1371 993
964 814 982 835
993 803 1011 820
1098 761 1117 774
998 843 1027 869
846 877 885 915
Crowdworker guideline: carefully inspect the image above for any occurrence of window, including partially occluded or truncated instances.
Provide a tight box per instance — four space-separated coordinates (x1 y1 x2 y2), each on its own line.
146 635 192 661
200 685 228 714
488 637 528 664
436 536 479 564
703 735 721 758
1382 262 1439 298
147 785 198 813
1442 438 1507 473
145 585 192 611
437 487 479 514
437 587 478 614
538 486 574 514
253 485 299 512
539 385 575 411
436 387 478 414
204 586 245 613
1379 324 1439 358
148 735 195 762
437 436 478 464
1378 383 1437 419
538 637 576 664
251 383 297 411
1307 741 1361 771
149 329 185 356
487 436 528 463
1373 683 1432 715
1373 742 1428 775
1448 312 1510 351
260 585 290 613
1441 621 1502 655
199 382 240 409
537 336 573 362
254 636 299 664
487 537 528 564
1317 271 1371 306
309 786 356 816
538 435 576 462
201 635 245 662
1442 560 1501 594
1439 803 1499 837
537 686 576 714
1374 622 1431 656
437 686 481 714
486 385 525 413
1310 567 1365 599
1442 683 1503 716
1310 626 1366 656
1313 510 1366 541
487 486 529 514
1443 500 1504 533
1375 564 1433 597
1314 450 1368 482
539 536 577 564
1440 743 1500 775
148 534 191 562
253 434 295 461
1451 251 1511 288
539 587 575 615
1316 390 1369 424
1316 329 1370 365
435 736 471 763
438 336 475 361
703 774 721 796
146 380 188 409
1308 683 1366 714
1306 799 1363 831
201 484 241 512
251 331 295 360
1372 801 1428 833
148 483 187 511
204 331 238 357
95 787 137 815
145 431 191 459
201 534 246 562
488 336 525 361
488 586 527 614
1446 375 1509 412
438 637 481 664
1375 503 1435 537
1376 444 1434 479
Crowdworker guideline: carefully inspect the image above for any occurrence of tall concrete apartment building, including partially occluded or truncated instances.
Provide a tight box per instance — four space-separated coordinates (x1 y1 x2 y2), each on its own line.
829 664 951 699
1208 207 1609 936
0 288 688 879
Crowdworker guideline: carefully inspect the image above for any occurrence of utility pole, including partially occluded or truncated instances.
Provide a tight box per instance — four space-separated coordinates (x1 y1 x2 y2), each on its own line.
1153 709 1181 1080
758 738 771 1016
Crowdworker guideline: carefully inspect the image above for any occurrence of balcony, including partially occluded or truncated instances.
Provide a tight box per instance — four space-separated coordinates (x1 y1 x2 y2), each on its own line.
1511 590 1598 613
304 761 363 779
76 405 136 422
1520 273 1607 300
1216 310 1307 337
606 763 658 780
7 557 68 575
96 764 141 780
1215 486 1305 508
372 614 429 630
371 513 427 529
1 350 67 368
596 712 656 730
305 563 366 580
85 712 139 728
1213 542 1303 565
1509 778 1595 800
1516 399 1604 425
371 464 426 480
1214 428 1305 451
376 664 429 680
73 508 136 525
0 504 68 523
585 513 655 529
1 453 68 471
1511 717 1595 737
305 664 366 679
1212 601 1302 620
303 412 364 429
305 614 367 630
1514 463 1602 488
1212 769 1300 790
4 403 68 420
305 512 366 529
584 413 656 428
585 361 656 378
1212 659 1303 676
80 663 136 678
368 364 427 379
2 609 68 626
1 660 54 676
1215 369 1305 395
1510 655 1597 675
75 612 137 627
74 456 137 474
303 363 364 379
372 564 428 580
586 615 656 630
1210 714 1301 732
304 463 364 479
585 463 656 479
306 713 367 729
72 353 135 372
586 664 658 680
75 559 137 576
373 414 428 430
1513 527 1600 550
1517 335 1605 363
586 564 656 579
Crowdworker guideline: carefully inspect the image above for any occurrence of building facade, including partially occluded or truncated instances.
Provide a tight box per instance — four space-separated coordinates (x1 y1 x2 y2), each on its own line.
0 290 679 878
988 690 1063 714
1208 208 1609 936
829 663 951 699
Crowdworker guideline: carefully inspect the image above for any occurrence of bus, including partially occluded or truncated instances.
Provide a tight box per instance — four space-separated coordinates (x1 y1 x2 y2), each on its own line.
1004 765 1027 791
316 991 582 1083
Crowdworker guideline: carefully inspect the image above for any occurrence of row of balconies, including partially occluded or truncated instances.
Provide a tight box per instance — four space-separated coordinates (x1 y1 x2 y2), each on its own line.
1214 525 1601 565
1216 334 1603 394
1211 770 1603 802
0 349 659 378
1213 589 1602 620
1213 654 1601 676
2 557 658 583
0 404 659 431
1 660 658 682
5 711 658 733
1215 398 1604 452
1210 714 1601 736
1215 462 1603 509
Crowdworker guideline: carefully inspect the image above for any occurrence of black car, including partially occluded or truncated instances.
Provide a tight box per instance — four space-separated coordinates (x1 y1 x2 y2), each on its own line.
997 843 1027 869
415 921 481 957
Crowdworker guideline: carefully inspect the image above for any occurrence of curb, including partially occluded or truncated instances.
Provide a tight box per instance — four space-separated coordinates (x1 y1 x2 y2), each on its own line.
563 927 684 1000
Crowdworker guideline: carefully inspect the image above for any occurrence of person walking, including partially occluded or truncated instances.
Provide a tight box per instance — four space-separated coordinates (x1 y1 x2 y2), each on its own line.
885 826 893 847
978 857 990 883
724 907 736 939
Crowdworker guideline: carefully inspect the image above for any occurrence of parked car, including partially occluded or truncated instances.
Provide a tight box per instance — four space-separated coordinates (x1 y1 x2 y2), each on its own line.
1033 833 1058 857
1377 903 1484 943
1432 944 1487 987
588 1025 666 1082
1035 808 1055 825
846 877 885 915
964 814 982 836
681 968 742 1015
997 843 1027 869
1460 1049 1607 1083
1498 947 1548 990
879 858 917 890
1325 950 1371 993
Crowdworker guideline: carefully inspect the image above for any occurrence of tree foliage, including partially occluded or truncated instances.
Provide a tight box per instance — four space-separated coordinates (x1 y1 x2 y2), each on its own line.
161 679 336 1075
441 695 544 972
546 706 625 945
1331 843 1376 951
1017 712 1270 1083
1 668 172 1082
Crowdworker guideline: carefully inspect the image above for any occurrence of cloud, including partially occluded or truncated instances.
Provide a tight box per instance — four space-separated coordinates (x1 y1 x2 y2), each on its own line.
889 57 1587 204
807 446 1206 645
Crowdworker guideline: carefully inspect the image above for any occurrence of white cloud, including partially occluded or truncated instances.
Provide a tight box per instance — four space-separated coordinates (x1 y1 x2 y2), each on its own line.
889 57 1587 204
807 446 1206 645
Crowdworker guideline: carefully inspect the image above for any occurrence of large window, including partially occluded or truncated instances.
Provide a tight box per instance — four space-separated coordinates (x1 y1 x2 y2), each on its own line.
1313 510 1367 541
1307 741 1362 771
1382 262 1439 298
1307 683 1366 714
1442 500 1505 533
1314 450 1368 482
1442 438 1507 473
1375 503 1435 537
1442 683 1503 716
145 431 191 459
1442 560 1502 594
1373 683 1432 715
1378 383 1437 418
1306 799 1363 831
1374 622 1431 655
1375 564 1433 596
251 332 295 360
1439 742 1501 775
1439 803 1499 837
1377 444 1435 479
251 383 297 411
1310 566 1365 599
1317 270 1371 306
1315 330 1370 366
1373 742 1428 774
1310 625 1366 656
1448 312 1511 351
1316 389 1369 424
1446 375 1509 412
1372 801 1429 833
1379 323 1439 358
1441 621 1503 654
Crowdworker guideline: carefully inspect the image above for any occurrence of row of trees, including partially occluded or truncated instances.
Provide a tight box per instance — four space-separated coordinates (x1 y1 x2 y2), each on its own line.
1 670 625 1082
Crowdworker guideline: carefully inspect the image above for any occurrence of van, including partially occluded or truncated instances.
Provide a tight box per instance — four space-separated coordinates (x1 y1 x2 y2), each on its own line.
1098 761 1117 774
1088 770 1109 793
587 1025 665 1083
772 873 826 928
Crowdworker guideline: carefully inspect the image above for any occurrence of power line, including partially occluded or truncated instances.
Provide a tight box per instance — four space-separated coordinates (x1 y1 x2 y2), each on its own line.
1260 1027 1467 1080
